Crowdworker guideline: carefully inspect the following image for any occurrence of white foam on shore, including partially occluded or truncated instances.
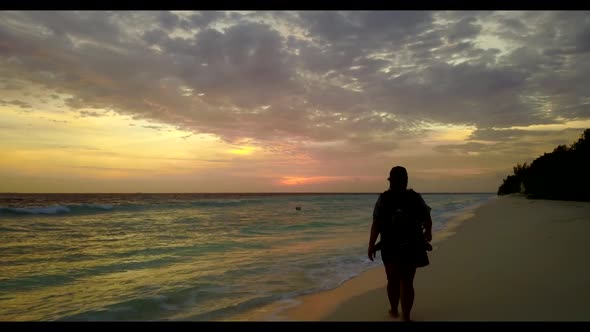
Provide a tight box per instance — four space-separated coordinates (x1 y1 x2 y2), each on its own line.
222 195 498 322
3 205 71 215
0 203 114 215
262 299 303 321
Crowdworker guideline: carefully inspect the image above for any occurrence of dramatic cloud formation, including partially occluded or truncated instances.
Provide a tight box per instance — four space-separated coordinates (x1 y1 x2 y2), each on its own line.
0 11 589 192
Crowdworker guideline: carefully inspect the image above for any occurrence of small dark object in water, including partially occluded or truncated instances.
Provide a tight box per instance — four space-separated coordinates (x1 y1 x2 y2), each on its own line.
295 206 301 211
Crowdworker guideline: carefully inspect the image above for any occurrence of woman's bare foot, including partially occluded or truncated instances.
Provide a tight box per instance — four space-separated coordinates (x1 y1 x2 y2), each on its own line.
389 309 400 318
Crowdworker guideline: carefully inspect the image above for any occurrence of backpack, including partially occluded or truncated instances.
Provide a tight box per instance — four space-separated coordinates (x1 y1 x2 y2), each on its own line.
391 206 418 245
380 190 423 246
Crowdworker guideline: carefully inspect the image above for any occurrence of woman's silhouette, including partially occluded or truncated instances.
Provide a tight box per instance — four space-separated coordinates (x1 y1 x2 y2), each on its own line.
368 166 432 322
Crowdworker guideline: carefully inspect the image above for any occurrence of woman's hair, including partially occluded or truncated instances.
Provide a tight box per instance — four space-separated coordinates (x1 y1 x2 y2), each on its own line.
388 166 408 191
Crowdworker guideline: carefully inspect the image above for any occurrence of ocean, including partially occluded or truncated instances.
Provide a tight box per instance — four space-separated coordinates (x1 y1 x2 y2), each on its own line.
0 192 495 321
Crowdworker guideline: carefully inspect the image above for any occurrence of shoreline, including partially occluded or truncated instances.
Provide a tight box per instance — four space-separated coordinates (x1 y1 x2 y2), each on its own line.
296 195 590 321
225 196 496 321
229 195 590 321
277 197 491 321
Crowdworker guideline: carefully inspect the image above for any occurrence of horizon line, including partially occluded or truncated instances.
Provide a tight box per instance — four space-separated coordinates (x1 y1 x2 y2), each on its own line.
0 191 496 195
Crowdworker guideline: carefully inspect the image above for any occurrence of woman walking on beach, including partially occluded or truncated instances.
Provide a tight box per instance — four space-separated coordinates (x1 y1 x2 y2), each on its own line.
368 166 432 322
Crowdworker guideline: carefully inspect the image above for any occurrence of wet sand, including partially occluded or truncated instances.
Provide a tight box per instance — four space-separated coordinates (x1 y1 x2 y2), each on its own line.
274 195 590 321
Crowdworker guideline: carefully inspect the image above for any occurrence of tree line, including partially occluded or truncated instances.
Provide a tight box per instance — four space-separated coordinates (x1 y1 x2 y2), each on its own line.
497 128 590 201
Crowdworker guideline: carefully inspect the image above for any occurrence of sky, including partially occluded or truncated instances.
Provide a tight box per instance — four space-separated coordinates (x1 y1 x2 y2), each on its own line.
1 11 589 193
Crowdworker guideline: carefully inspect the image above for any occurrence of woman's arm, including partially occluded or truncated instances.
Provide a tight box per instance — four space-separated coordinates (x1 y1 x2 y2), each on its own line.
424 212 432 242
415 192 433 242
368 195 382 261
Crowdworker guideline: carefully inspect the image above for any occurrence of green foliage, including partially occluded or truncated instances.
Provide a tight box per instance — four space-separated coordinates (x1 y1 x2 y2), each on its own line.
498 129 590 201
497 174 522 196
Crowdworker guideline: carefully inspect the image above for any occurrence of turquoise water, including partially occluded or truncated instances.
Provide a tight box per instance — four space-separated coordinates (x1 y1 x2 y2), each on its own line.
0 193 495 321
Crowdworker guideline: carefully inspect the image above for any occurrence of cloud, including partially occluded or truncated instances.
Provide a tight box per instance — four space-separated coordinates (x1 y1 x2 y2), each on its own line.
1 82 24 90
445 17 482 43
66 165 145 171
79 110 107 117
467 127 586 142
300 11 434 48
182 11 226 29
156 11 180 31
434 128 587 162
142 125 162 131
57 145 101 151
0 10 589 165
0 99 32 109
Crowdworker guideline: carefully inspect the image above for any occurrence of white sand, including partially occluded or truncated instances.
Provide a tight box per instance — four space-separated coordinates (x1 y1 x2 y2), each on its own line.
231 195 590 321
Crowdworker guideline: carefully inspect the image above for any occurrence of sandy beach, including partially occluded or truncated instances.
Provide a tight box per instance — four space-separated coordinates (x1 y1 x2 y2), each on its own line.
233 195 590 321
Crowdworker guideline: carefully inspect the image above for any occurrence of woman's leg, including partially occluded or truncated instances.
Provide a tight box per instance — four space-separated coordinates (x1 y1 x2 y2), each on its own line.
399 265 417 321
384 262 401 317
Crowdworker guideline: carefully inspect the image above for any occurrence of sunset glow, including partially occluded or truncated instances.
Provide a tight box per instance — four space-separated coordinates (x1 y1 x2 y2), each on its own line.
279 176 343 186
1 11 589 192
